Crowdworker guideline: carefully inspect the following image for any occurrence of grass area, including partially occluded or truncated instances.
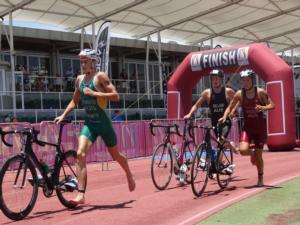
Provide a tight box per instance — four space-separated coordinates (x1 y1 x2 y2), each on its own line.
198 178 300 225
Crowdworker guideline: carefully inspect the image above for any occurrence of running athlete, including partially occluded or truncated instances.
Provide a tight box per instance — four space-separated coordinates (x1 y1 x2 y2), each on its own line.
54 49 135 206
219 70 275 186
184 69 235 140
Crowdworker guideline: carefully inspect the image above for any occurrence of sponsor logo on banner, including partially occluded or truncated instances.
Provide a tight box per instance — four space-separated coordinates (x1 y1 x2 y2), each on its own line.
190 46 249 71
95 21 111 73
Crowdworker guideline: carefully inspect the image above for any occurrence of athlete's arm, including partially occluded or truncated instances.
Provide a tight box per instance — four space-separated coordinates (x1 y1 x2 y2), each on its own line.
255 88 275 112
83 72 120 101
229 100 240 118
219 90 242 123
226 87 237 118
184 89 209 119
226 87 235 102
54 76 81 123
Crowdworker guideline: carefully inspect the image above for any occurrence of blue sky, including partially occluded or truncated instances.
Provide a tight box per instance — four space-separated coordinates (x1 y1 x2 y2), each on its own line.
3 20 65 32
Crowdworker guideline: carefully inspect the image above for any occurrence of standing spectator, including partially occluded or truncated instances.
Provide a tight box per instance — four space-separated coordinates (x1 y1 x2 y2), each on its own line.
65 68 74 91
35 77 44 91
130 72 137 93
119 69 128 93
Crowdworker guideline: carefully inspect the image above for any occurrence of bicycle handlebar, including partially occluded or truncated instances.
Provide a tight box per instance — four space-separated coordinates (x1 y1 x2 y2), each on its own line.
190 125 215 130
0 126 46 147
149 120 181 137
0 127 14 147
41 119 71 125
0 120 72 148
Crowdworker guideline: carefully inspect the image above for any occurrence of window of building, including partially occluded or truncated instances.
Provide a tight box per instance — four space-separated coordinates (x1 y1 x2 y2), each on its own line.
3 54 10 63
40 57 50 76
16 56 27 71
61 58 72 77
28 56 39 75
72 59 80 76
110 61 119 79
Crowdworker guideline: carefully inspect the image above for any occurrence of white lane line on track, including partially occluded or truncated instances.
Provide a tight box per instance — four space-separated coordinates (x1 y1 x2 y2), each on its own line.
177 173 300 225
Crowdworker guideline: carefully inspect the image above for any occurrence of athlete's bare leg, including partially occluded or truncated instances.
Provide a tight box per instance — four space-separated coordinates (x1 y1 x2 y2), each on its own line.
254 148 264 186
108 145 136 191
239 141 257 165
71 135 93 204
239 141 251 155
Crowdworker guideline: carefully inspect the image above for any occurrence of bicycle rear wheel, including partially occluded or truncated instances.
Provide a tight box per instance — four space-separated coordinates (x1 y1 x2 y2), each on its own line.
151 143 173 190
216 141 233 189
0 155 38 220
55 150 78 208
182 141 196 184
191 144 209 197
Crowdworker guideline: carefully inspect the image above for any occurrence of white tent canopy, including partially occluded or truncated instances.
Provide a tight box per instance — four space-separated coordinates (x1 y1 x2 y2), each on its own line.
1 0 300 54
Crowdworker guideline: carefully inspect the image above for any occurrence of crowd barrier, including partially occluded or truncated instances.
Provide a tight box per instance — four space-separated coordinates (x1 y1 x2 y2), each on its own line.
0 119 240 168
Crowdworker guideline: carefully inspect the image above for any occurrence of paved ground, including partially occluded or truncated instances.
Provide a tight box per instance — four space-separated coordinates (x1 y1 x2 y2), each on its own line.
1 150 300 225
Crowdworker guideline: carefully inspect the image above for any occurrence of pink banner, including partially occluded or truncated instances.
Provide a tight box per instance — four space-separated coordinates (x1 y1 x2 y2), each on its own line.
0 119 240 167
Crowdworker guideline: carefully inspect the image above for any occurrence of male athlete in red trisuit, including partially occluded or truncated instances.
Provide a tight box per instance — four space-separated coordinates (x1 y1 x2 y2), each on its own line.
219 70 275 186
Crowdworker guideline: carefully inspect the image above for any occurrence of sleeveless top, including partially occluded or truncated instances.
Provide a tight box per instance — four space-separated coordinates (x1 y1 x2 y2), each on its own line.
241 87 266 131
209 87 229 126
79 76 108 122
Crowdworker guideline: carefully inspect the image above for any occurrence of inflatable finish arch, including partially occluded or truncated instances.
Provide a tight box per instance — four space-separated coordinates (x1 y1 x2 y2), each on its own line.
167 43 296 150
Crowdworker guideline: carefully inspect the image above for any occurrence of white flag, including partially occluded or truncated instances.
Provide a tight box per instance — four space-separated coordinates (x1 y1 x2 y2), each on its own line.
95 21 111 73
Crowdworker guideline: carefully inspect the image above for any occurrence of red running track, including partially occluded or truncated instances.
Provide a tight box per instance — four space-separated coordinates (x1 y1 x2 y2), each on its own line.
1 150 300 225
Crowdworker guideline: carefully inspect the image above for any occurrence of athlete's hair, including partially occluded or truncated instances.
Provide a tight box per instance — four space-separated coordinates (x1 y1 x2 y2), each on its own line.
78 49 97 61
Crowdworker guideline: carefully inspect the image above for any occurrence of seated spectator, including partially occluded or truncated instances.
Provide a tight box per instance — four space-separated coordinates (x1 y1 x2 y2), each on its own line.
112 110 124 121
4 114 11 123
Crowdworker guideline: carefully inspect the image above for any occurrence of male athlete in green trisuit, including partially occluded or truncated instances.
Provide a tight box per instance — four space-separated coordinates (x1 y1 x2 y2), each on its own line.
55 49 135 206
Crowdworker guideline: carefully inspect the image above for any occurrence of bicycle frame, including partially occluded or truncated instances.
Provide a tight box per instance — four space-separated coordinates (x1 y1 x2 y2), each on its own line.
3 121 75 190
177 119 195 163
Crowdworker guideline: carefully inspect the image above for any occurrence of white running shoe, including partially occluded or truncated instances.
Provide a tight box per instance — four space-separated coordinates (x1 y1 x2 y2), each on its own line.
224 164 235 174
199 158 206 168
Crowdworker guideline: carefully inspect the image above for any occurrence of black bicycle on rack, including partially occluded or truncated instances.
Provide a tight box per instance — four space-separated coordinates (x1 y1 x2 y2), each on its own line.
149 119 196 190
190 124 234 197
0 120 78 221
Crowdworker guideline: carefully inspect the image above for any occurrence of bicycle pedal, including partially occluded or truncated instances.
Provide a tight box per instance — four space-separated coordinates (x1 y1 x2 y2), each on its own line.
28 175 44 187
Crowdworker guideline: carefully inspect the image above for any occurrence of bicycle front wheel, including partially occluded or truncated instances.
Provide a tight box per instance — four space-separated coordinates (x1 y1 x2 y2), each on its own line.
151 143 173 190
183 141 196 184
55 150 78 208
0 155 38 220
191 144 209 197
216 141 233 189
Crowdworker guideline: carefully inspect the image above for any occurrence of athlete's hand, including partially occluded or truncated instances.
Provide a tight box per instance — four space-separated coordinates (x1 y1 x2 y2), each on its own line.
229 111 237 119
184 114 191 119
218 117 226 124
54 115 64 124
255 104 266 112
83 87 95 97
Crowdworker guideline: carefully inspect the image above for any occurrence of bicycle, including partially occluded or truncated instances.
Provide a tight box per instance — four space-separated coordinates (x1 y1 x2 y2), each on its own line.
190 123 234 197
149 119 196 190
0 120 78 220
